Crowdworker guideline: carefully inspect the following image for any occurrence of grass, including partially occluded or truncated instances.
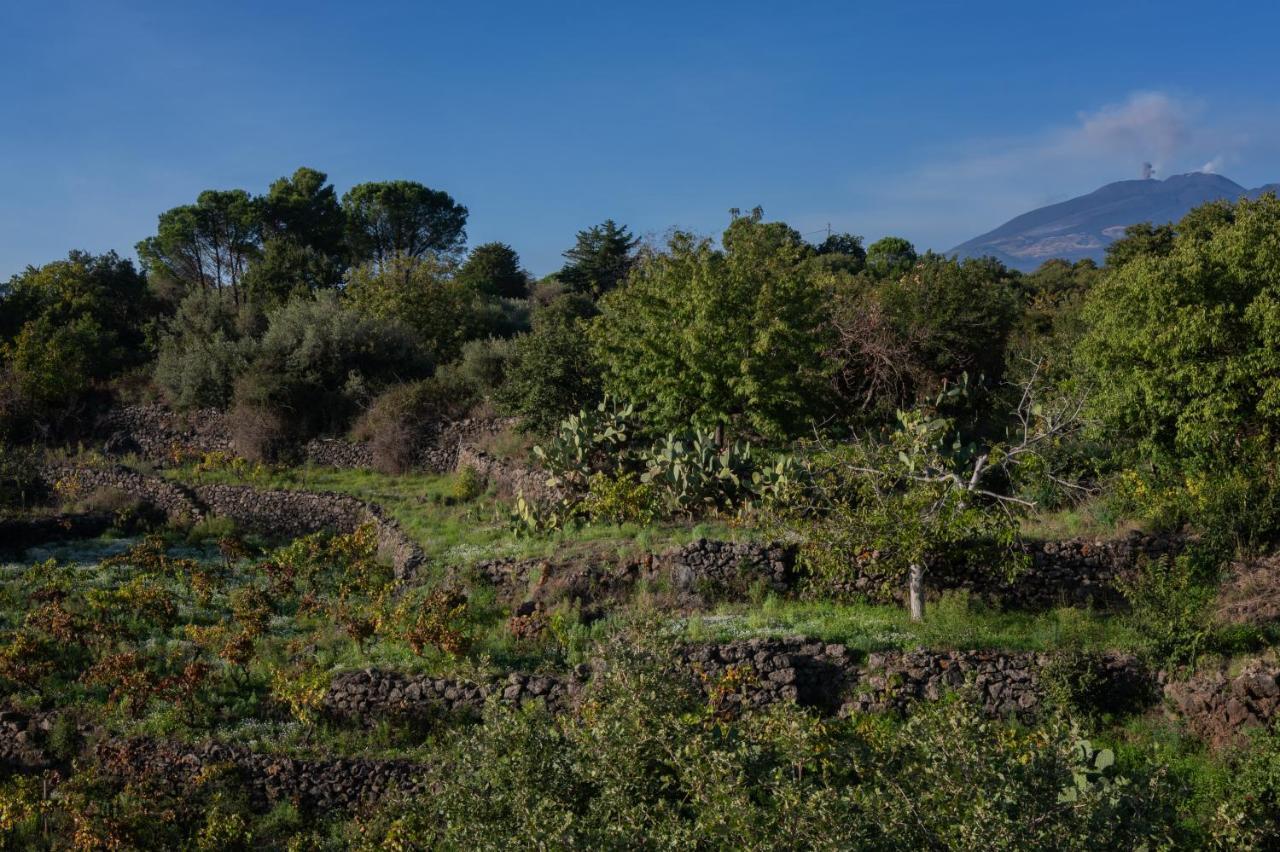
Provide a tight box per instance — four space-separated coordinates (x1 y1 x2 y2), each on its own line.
682 591 1145 655
1020 494 1144 541
163 462 743 566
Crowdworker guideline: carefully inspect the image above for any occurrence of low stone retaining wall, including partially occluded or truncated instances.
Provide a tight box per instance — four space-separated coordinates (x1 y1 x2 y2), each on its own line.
457 445 566 503
682 637 859 712
95 404 513 475
96 737 427 813
303 437 374 469
665 539 796 596
322 641 1154 727
844 531 1182 610
40 465 425 581
97 404 231 461
683 640 1151 720
323 668 587 724
41 464 202 524
470 539 796 614
1165 662 1280 749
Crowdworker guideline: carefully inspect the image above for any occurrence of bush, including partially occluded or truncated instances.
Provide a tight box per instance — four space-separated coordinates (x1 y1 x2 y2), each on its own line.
495 296 602 434
352 375 479 474
154 288 257 409
236 291 430 440
447 336 517 397
582 471 660 525
226 401 290 463
1117 549 1220 668
345 255 478 363
450 466 484 502
350 619 1175 850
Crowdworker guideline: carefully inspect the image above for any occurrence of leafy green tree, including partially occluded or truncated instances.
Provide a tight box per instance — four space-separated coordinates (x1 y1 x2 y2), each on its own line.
137 189 261 304
496 297 602 434
0 315 101 433
344 255 477 364
778 369 1082 619
1080 195 1280 546
813 231 866 274
342 180 467 265
245 167 347 303
242 237 343 308
865 235 918 277
558 219 639 297
0 251 153 435
592 211 827 440
878 254 1019 385
259 166 345 257
825 254 1020 427
456 242 528 298
1103 222 1175 269
0 250 150 368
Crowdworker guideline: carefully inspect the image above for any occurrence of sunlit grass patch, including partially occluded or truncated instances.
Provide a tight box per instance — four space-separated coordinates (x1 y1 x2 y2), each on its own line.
682 591 1143 655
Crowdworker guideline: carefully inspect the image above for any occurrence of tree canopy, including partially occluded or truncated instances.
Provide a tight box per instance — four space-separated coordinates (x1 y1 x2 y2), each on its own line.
558 219 639 297
342 180 468 266
592 210 827 439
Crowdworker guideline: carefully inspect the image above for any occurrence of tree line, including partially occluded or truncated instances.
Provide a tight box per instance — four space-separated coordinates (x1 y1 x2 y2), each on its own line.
5 170 1280 556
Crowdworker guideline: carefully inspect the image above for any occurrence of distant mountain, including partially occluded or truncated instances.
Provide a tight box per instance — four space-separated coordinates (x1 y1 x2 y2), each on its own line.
950 173 1280 271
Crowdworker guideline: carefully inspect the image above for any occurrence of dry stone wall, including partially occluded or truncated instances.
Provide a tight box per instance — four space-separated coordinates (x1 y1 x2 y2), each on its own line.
456 445 565 502
94 404 512 474
97 405 231 460
323 641 1155 727
844 531 1182 610
1165 662 1280 748
323 668 587 724
41 464 202 524
96 737 427 813
40 465 425 581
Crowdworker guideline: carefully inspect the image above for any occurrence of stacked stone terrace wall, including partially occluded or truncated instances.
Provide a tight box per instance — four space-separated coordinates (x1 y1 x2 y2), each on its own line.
97 404 231 461
95 404 512 474
41 464 202 524
323 668 587 724
456 445 565 503
322 641 1154 727
845 531 1182 610
40 465 425 580
96 737 427 813
1165 662 1280 748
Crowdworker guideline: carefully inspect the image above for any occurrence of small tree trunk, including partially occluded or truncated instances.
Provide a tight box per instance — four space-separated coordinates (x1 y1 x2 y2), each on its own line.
908 563 925 622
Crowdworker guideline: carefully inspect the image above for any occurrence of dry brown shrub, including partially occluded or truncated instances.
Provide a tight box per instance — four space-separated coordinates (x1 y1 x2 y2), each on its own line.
227 402 290 463
1214 555 1280 627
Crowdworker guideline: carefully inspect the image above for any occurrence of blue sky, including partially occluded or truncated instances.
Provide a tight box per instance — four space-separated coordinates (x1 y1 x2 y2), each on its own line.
3 0 1280 279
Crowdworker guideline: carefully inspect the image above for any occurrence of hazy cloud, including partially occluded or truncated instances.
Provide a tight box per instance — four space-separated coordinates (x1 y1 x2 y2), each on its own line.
846 91 1280 251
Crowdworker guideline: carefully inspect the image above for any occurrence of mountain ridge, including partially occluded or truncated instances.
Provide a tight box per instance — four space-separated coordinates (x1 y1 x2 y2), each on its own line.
950 173 1279 271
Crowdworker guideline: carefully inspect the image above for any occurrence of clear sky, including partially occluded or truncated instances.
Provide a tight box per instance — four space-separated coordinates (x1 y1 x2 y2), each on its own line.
3 0 1280 280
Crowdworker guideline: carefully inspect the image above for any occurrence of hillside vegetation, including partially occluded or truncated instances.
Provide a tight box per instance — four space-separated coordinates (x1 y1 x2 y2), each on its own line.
4 173 1280 848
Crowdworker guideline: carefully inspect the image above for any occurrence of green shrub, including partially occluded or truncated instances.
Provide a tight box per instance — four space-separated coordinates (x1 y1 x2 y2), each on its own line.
582 470 660 525
450 466 484 502
154 288 257 409
1117 549 1220 668
495 296 602 434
